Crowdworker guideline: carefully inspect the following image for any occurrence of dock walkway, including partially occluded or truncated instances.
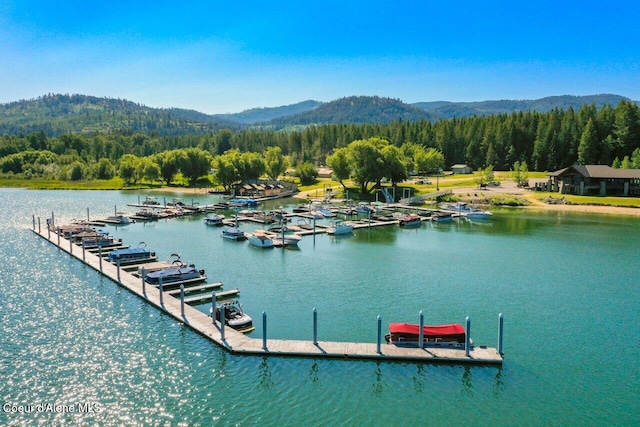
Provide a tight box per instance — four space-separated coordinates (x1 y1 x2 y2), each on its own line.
31 223 503 366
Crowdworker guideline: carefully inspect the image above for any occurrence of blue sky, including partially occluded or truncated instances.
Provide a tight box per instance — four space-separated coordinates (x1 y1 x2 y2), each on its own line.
1 0 638 114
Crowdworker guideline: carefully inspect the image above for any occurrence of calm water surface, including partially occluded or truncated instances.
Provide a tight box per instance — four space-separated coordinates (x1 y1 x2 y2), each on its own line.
0 188 638 426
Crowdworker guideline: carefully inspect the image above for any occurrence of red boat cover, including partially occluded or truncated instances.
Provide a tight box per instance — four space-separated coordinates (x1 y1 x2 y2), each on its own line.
388 323 465 337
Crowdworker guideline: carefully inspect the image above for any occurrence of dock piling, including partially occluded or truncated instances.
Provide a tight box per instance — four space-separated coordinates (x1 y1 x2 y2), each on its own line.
180 285 185 317
211 292 216 324
418 310 424 348
98 246 103 271
86 207 90 222
82 238 85 262
69 236 73 254
159 275 164 307
57 227 60 247
498 313 504 355
376 315 382 354
38 217 41 234
32 215 35 231
220 304 225 341
262 311 267 350
465 316 471 357
141 267 146 298
116 259 121 283
313 307 318 345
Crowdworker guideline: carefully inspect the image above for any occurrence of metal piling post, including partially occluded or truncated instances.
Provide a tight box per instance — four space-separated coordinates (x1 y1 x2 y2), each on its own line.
98 246 103 271
313 307 318 345
116 259 121 283
211 292 216 324
180 285 185 317
141 267 146 298
465 316 471 357
159 275 164 307
220 304 225 341
418 310 424 348
376 315 382 354
262 311 267 350
498 313 504 356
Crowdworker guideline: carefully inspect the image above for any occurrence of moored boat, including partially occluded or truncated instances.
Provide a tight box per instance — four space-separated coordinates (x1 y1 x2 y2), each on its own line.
144 264 205 285
104 214 131 225
108 243 155 263
443 202 492 220
221 227 247 241
398 214 422 227
209 300 254 333
247 230 274 248
385 322 467 347
431 212 454 222
326 219 354 235
204 214 225 226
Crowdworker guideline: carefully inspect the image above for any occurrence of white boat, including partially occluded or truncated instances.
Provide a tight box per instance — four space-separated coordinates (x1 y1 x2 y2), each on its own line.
221 227 247 241
104 214 131 225
443 202 493 220
204 214 225 226
265 222 302 247
326 220 354 235
355 202 374 214
247 230 274 248
210 300 254 333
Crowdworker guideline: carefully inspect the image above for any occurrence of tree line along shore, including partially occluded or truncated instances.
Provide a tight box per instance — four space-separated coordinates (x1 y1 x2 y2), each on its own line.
1 100 639 213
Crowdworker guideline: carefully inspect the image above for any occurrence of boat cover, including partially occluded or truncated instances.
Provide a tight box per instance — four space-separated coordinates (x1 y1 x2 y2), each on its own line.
388 323 465 338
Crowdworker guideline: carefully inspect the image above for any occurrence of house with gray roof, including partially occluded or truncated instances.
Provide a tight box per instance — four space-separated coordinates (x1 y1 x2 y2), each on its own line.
548 165 640 196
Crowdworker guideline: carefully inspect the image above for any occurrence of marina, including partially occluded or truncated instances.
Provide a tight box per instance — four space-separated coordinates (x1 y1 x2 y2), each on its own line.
3 189 638 425
32 211 503 366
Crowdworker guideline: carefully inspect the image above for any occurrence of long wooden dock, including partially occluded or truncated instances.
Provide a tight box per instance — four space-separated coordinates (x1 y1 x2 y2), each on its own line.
31 223 503 366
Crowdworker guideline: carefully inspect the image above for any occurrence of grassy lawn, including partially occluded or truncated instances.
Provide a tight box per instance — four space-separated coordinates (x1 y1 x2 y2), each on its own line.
530 192 640 208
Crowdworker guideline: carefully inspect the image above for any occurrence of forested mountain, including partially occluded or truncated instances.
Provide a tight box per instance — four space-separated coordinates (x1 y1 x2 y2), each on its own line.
413 94 630 120
0 94 237 137
213 100 323 124
268 96 432 127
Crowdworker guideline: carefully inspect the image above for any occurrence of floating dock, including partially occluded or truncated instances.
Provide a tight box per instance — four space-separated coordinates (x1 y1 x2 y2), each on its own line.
31 219 503 366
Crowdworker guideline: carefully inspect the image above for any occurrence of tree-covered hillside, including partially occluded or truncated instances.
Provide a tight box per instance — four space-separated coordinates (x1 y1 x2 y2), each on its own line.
213 100 323 124
269 96 432 127
0 94 236 137
413 94 631 120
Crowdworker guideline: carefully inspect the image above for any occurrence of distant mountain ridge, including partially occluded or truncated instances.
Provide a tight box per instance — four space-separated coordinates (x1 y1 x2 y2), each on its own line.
213 100 323 124
268 96 432 127
0 93 634 137
412 94 631 120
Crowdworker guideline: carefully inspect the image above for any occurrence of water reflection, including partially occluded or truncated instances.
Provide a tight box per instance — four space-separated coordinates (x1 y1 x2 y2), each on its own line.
259 357 274 389
371 364 383 396
461 365 474 397
308 361 320 384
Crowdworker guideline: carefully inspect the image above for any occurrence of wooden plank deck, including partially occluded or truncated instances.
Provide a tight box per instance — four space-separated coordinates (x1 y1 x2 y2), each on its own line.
30 225 503 366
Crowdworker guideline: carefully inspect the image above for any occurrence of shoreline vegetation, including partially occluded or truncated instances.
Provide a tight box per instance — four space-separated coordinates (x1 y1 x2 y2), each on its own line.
3 172 640 217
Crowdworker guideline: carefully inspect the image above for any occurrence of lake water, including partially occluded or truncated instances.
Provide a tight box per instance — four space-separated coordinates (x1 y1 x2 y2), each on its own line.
0 188 638 426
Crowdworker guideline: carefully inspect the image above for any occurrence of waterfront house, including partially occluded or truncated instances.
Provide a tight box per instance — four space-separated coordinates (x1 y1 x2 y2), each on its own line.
547 165 640 196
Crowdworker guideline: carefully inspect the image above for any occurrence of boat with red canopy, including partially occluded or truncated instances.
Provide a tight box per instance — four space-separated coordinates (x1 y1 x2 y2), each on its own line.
385 322 467 347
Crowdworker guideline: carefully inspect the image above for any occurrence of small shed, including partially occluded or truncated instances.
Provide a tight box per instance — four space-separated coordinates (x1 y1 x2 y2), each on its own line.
451 164 473 174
